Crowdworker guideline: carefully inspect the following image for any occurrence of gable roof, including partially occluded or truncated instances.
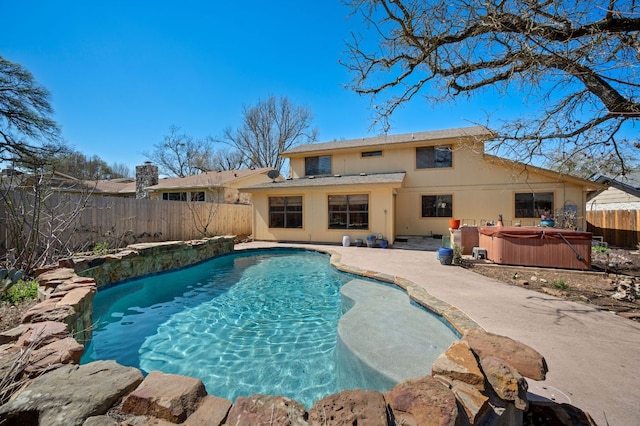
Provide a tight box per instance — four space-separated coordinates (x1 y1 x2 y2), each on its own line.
86 178 136 195
146 168 276 191
590 172 640 199
282 126 494 156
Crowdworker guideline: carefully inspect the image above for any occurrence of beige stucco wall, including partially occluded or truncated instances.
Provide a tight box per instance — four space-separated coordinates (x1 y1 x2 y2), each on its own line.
227 172 279 204
251 184 397 244
396 148 588 235
286 142 590 237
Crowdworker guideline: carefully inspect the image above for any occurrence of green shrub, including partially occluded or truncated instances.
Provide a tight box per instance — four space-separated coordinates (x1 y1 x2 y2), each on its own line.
1 279 38 305
592 245 608 253
550 279 569 290
92 241 110 256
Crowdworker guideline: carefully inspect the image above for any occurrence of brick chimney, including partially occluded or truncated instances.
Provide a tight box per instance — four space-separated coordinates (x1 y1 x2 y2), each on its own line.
136 162 158 199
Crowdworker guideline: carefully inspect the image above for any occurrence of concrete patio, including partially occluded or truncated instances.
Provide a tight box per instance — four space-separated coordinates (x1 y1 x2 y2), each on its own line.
237 240 640 426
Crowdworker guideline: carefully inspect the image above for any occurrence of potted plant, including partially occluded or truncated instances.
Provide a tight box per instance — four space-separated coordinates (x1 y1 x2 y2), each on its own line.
541 209 555 227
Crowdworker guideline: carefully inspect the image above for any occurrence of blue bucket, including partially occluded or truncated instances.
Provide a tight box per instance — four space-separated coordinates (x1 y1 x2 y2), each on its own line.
438 247 454 265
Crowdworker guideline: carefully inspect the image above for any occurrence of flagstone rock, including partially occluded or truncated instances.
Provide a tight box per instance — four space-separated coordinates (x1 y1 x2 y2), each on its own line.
0 323 32 345
37 267 77 285
450 380 491 424
121 417 176 425
431 340 485 390
183 395 232 426
463 329 548 380
225 394 308 426
480 356 528 410
385 376 458 426
56 286 95 310
121 370 207 423
24 336 84 375
21 299 76 327
82 415 119 426
15 320 70 348
0 360 143 426
307 389 388 425
0 344 22 382
20 288 94 344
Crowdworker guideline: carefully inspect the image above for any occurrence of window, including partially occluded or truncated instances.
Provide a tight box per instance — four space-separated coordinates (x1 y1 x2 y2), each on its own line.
269 196 303 228
305 155 331 176
515 192 554 218
190 191 205 202
162 191 205 202
416 145 452 169
163 192 186 201
328 194 369 229
421 195 453 217
362 150 382 158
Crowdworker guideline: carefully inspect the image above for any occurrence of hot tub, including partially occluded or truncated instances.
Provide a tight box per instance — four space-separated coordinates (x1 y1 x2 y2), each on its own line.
478 226 592 270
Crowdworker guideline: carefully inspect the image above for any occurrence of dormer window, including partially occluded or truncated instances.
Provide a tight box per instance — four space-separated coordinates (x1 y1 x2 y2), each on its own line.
305 155 331 176
416 145 452 169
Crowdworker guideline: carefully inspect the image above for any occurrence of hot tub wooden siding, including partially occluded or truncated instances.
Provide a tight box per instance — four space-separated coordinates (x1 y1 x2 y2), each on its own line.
478 226 592 270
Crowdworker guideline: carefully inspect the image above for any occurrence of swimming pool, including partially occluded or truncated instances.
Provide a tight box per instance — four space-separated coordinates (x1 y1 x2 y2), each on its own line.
81 248 457 407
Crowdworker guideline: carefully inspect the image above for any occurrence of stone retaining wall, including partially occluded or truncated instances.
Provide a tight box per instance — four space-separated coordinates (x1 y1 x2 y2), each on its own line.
0 240 596 425
60 237 236 289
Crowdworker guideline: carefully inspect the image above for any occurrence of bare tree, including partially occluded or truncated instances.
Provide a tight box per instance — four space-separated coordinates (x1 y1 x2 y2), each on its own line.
0 55 63 167
0 173 91 273
109 162 133 179
543 144 636 179
342 0 640 175
144 125 215 177
222 96 318 171
0 56 88 274
210 147 246 171
48 148 128 180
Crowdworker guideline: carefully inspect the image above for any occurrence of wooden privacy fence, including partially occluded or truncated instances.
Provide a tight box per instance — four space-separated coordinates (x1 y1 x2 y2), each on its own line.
586 209 640 248
0 192 252 255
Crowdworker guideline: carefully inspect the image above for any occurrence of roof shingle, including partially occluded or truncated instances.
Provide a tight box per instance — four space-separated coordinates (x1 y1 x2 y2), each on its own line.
282 126 493 156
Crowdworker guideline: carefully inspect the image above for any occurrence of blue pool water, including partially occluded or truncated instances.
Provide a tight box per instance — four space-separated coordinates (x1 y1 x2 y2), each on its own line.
82 249 351 406
81 248 456 407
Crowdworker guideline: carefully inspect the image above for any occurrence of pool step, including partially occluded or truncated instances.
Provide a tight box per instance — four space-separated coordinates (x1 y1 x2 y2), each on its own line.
337 279 457 390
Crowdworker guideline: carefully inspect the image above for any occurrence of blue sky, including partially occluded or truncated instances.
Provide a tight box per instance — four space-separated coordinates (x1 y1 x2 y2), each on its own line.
2 1 520 172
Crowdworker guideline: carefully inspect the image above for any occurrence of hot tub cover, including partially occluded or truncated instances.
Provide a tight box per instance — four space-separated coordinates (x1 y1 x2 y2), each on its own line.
478 226 592 240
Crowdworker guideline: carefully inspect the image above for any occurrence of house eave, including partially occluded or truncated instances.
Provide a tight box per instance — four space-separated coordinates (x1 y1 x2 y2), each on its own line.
240 172 406 192
482 154 607 192
282 126 494 158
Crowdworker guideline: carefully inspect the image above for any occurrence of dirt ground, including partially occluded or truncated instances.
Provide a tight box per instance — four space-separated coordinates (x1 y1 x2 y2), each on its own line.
465 247 640 322
0 299 36 334
2 248 639 333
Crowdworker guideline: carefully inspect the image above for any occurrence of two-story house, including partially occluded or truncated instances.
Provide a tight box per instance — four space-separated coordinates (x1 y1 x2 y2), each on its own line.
240 126 602 245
